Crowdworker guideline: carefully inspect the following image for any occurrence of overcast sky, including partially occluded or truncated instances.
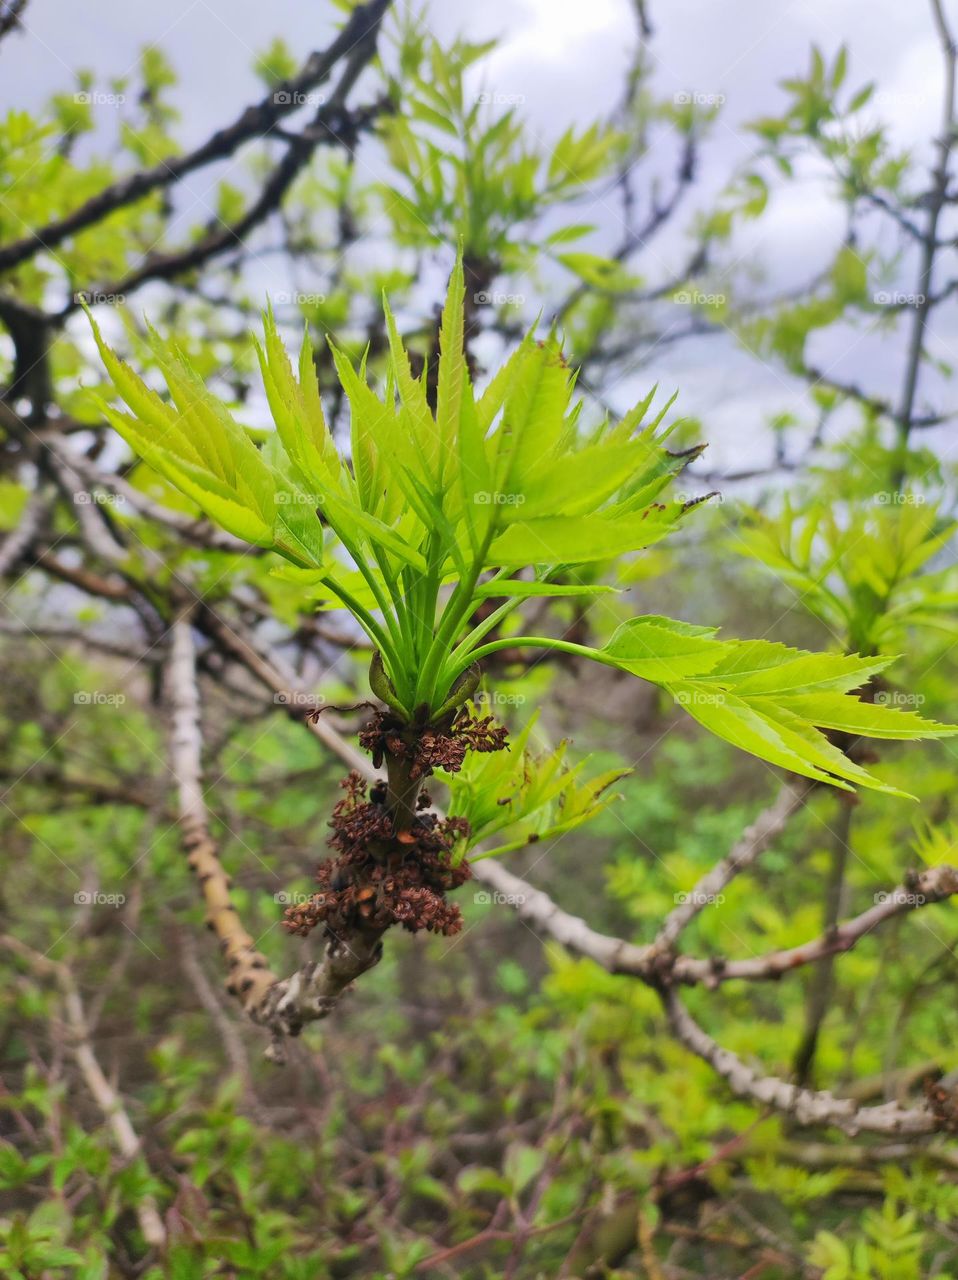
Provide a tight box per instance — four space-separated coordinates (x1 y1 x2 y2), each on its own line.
1 0 955 470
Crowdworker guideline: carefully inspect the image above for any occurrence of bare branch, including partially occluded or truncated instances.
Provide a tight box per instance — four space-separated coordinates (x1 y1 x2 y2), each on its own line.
188 607 953 1133
794 800 854 1085
550 133 700 327
33 548 132 600
169 604 386 1059
670 863 958 987
891 0 958 473
166 606 279 1020
45 438 252 553
664 988 940 1135
651 778 810 953
0 0 28 41
63 11 389 313
0 0 393 276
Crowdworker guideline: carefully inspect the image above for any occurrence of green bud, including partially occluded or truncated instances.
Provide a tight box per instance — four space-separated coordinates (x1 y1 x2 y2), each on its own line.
432 663 482 722
368 651 408 717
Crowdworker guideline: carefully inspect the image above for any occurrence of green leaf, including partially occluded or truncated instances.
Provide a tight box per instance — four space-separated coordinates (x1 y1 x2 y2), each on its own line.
493 338 573 490
588 618 956 794
435 251 468 489
102 408 276 547
473 579 617 599
490 505 684 565
778 693 957 740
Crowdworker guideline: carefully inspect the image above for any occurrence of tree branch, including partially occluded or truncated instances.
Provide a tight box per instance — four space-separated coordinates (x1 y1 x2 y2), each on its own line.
891 0 957 475
0 0 393 276
44 438 252 553
62 9 389 313
166 606 279 1018
670 863 958 987
664 988 940 1135
184 605 956 1134
0 0 28 44
651 778 810 954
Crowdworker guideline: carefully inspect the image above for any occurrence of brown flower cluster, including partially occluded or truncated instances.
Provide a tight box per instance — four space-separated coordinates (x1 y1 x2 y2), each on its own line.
358 709 509 779
283 773 473 939
925 1076 958 1134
